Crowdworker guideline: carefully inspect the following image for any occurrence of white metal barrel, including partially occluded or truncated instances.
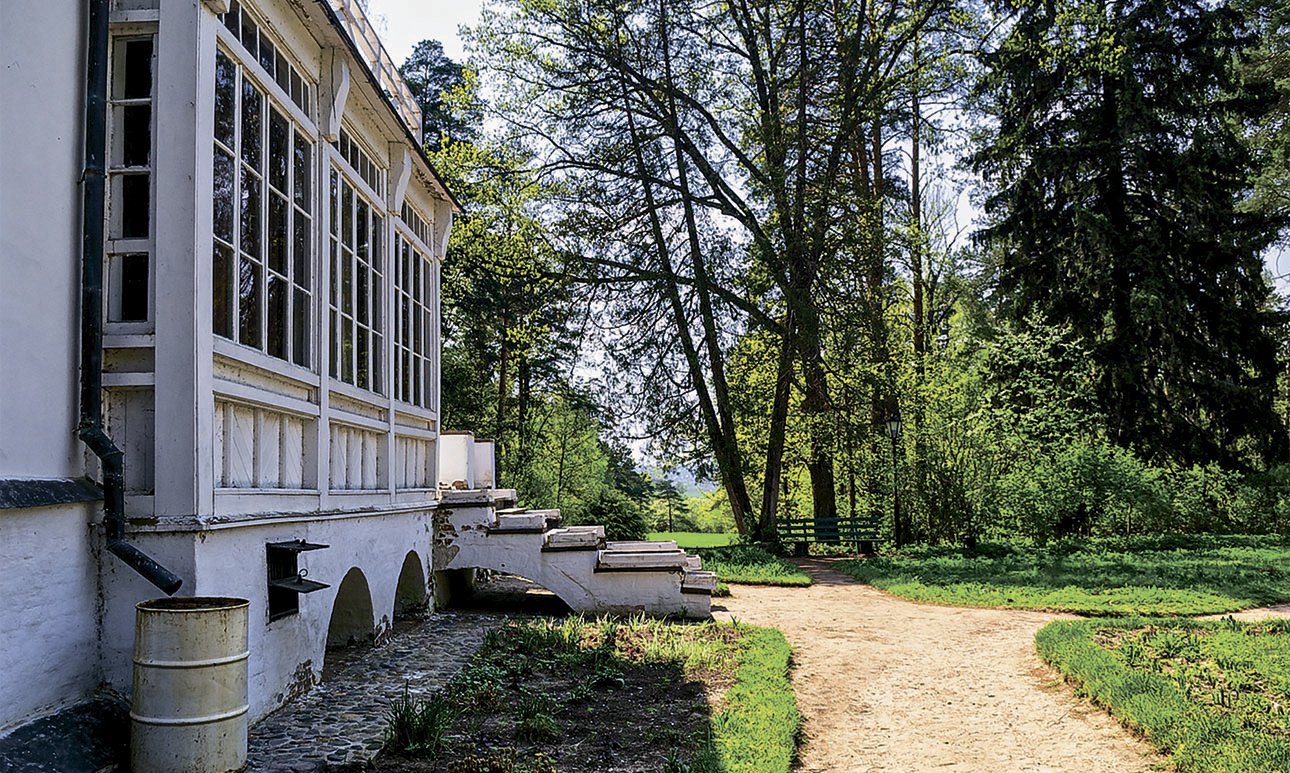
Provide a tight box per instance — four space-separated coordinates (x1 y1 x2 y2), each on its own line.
131 597 250 773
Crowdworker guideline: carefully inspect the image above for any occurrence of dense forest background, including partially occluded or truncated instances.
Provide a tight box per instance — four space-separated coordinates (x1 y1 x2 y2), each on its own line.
400 0 1290 545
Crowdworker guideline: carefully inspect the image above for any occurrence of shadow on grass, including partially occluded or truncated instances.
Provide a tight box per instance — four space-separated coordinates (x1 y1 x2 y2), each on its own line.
834 534 1290 615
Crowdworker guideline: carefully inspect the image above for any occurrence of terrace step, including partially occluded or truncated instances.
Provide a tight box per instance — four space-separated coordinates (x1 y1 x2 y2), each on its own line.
544 526 605 551
681 570 717 593
684 555 702 571
597 548 689 571
605 540 679 552
491 512 547 532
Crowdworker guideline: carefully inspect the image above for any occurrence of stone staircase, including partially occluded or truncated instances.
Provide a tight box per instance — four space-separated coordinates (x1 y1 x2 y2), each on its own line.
434 492 715 618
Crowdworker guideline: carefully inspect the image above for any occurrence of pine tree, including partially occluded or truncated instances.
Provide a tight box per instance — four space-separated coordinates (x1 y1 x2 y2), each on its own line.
973 0 1288 467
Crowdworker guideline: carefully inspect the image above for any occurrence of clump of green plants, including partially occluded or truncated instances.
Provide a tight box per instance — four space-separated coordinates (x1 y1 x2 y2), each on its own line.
384 684 456 754
1038 617 1290 771
513 692 561 742
697 545 812 587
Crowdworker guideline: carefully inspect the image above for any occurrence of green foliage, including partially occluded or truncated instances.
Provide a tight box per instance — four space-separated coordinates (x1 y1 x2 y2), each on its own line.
513 693 560 742
835 534 1290 615
569 487 646 541
1037 618 1290 771
973 0 1288 468
398 39 479 148
697 546 813 587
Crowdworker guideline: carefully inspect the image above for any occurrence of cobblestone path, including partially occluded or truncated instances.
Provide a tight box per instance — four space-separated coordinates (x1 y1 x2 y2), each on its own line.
245 612 502 772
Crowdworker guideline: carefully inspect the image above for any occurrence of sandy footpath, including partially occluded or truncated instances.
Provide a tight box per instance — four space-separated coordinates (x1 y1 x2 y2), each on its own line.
713 559 1164 773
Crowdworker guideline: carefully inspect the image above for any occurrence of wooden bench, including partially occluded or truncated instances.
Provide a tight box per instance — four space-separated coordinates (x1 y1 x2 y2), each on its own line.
778 515 885 555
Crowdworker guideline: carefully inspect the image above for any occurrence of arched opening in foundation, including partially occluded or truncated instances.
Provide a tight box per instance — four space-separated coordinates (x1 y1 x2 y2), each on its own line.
323 567 375 679
393 550 428 620
447 570 572 616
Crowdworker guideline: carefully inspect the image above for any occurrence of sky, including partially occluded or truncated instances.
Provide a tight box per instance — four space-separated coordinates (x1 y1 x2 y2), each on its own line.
363 0 484 66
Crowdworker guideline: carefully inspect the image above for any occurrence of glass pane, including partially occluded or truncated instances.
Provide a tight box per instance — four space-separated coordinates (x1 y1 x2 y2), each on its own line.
123 39 152 99
119 253 149 322
121 174 149 238
240 76 261 169
341 316 353 380
372 333 383 393
356 201 368 261
238 256 261 346
290 69 301 107
213 147 235 243
293 212 310 286
275 52 290 93
122 105 150 167
223 4 240 37
356 262 368 322
329 310 338 378
214 51 236 147
258 37 276 77
329 170 338 235
268 192 288 274
293 288 309 367
239 166 260 257
293 135 310 210
213 241 232 338
341 250 353 316
330 237 339 306
268 109 288 192
341 182 353 244
267 275 286 359
240 13 258 60
356 330 368 390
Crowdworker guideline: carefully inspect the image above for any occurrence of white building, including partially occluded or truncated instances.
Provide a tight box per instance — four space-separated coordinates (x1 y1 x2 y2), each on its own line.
0 0 711 745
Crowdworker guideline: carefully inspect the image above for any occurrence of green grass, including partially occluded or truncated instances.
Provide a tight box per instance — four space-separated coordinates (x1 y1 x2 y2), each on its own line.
649 531 739 548
834 534 1290 616
697 545 813 587
710 624 800 773
1037 617 1290 771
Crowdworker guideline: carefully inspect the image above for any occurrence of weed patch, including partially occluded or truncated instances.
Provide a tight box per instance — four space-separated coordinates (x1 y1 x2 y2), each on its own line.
375 616 799 773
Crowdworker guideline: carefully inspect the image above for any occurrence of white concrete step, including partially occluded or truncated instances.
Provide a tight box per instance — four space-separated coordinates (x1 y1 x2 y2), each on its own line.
681 570 717 593
597 548 689 571
492 512 547 532
684 555 702 570
605 540 679 552
544 526 605 550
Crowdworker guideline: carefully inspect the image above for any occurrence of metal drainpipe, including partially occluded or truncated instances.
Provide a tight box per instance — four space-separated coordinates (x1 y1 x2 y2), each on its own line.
80 0 182 595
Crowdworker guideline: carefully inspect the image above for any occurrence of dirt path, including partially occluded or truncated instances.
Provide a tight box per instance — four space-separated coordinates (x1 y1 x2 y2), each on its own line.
712 559 1162 773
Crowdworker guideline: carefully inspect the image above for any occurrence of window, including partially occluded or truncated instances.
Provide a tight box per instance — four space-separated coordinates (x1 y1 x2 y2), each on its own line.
107 36 154 323
219 0 312 117
212 48 313 367
329 169 384 392
394 227 434 409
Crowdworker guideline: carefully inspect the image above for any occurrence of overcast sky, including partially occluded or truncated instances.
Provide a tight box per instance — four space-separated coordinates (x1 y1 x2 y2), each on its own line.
364 0 484 66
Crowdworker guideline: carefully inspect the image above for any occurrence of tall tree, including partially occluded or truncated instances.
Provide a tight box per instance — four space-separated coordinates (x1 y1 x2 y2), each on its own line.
399 39 480 149
973 0 1288 468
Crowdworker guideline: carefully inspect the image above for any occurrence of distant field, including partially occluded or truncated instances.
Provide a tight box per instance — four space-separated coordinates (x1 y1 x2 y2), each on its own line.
648 531 739 548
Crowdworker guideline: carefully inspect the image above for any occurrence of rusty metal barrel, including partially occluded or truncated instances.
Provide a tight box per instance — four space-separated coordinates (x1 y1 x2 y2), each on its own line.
131 597 250 773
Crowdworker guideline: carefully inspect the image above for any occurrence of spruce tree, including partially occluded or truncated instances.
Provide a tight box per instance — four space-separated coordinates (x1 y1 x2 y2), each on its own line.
973 0 1288 467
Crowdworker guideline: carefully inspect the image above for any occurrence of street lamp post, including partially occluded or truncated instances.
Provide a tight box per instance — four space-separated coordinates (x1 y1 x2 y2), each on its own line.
886 413 903 548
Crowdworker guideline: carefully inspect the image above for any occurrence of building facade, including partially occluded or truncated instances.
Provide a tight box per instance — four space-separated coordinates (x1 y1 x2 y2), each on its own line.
0 0 462 730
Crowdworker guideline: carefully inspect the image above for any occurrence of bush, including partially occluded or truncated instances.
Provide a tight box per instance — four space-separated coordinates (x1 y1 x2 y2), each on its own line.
581 488 647 541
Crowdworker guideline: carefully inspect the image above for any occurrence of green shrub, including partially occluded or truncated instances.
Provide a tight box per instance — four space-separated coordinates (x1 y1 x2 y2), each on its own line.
385 685 456 754
580 488 648 541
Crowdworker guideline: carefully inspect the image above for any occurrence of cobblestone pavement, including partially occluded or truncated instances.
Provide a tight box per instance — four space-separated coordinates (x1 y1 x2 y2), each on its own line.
245 611 502 772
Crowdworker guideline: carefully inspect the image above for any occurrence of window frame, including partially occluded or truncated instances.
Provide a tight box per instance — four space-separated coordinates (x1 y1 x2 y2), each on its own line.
105 30 158 332
327 154 387 396
211 31 318 371
392 216 437 413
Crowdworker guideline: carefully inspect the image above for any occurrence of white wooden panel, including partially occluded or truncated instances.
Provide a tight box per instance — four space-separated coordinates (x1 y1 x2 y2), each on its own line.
124 390 155 493
346 429 361 490
227 404 256 488
362 432 378 489
214 401 227 487
257 412 282 488
330 425 346 490
280 416 305 489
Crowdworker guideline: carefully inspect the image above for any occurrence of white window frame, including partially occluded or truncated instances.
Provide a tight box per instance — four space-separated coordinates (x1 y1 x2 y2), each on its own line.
393 217 437 412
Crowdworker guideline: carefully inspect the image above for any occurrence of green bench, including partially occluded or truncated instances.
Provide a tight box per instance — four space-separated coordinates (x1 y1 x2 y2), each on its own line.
778 515 885 556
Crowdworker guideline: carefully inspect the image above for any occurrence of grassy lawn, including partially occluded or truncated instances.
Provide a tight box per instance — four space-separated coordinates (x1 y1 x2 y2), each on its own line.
1037 617 1290 771
648 531 739 548
697 545 813 588
834 534 1290 616
378 616 799 773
